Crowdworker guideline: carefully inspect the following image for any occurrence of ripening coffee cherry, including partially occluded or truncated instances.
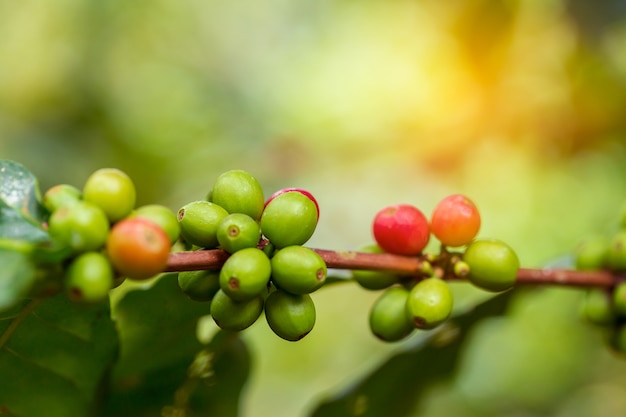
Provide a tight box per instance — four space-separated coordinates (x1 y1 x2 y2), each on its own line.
219 247 271 301
210 289 264 331
270 246 327 294
177 201 229 248
43 184 82 213
581 288 615 326
430 194 481 247
606 231 626 271
106 217 170 280
463 238 519 292
82 168 136 223
405 277 453 330
372 204 430 256
130 204 180 244
351 244 399 290
575 235 609 271
210 170 265 220
265 188 320 220
265 290 316 341
369 286 414 342
216 213 261 253
260 190 319 248
48 201 110 252
178 269 221 302
613 281 626 317
65 252 114 303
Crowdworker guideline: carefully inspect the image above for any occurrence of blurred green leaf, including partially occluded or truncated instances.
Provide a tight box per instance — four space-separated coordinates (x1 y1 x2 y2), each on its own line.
0 248 37 312
106 273 250 416
0 294 118 417
309 290 515 417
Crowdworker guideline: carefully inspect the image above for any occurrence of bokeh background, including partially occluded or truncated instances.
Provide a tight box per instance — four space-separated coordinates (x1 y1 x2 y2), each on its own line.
3 0 626 416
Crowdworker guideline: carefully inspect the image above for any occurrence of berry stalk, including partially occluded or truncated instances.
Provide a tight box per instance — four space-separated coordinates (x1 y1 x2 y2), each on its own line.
165 249 622 287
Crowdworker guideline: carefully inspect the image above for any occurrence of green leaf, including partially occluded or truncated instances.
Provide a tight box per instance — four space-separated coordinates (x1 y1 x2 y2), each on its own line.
0 294 119 417
0 248 37 312
308 290 515 417
0 160 46 223
0 160 48 243
106 273 251 416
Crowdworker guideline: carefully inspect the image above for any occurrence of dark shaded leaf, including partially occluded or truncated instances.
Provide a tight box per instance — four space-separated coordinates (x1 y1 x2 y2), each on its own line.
105 273 212 416
0 249 37 312
309 290 515 417
0 294 118 417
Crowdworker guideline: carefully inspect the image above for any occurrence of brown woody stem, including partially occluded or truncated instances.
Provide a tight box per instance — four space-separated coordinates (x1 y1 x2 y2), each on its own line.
165 248 622 288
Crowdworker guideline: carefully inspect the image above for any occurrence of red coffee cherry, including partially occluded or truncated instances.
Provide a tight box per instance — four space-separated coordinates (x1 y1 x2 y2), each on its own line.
430 194 481 247
372 204 430 255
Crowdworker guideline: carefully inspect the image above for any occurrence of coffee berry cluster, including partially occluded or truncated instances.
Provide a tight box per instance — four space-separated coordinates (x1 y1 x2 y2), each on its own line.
361 196 520 342
42 168 179 302
576 211 626 353
177 170 324 341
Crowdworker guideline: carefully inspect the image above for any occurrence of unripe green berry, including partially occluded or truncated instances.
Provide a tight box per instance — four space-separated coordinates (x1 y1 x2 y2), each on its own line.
210 289 264 331
463 238 519 292
270 246 327 294
130 204 180 244
607 231 626 271
216 213 261 253
219 247 271 301
83 168 136 222
613 281 626 317
43 184 82 213
369 286 414 342
351 244 399 290
178 269 221 302
177 201 229 248
405 277 453 330
265 290 316 341
65 252 114 303
48 201 110 252
581 288 615 326
575 235 609 271
210 170 265 220
260 191 318 248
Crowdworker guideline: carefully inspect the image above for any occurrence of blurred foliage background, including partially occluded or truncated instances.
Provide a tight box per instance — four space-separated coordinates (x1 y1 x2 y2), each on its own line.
2 0 626 416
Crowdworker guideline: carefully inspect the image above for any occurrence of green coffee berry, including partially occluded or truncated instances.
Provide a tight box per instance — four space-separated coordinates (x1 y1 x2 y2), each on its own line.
219 247 271 301
210 289 264 331
613 281 626 317
210 170 265 220
65 252 114 303
43 184 82 213
581 288 615 326
352 244 399 290
607 231 626 271
178 269 221 302
130 204 180 244
48 201 110 252
463 238 519 292
216 213 261 254
177 201 229 248
270 246 327 294
575 235 609 271
265 290 316 341
82 168 136 222
260 191 318 248
369 286 414 342
405 277 453 330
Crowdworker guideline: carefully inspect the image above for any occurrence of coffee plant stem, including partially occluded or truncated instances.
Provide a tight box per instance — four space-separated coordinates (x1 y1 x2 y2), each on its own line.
165 249 622 287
